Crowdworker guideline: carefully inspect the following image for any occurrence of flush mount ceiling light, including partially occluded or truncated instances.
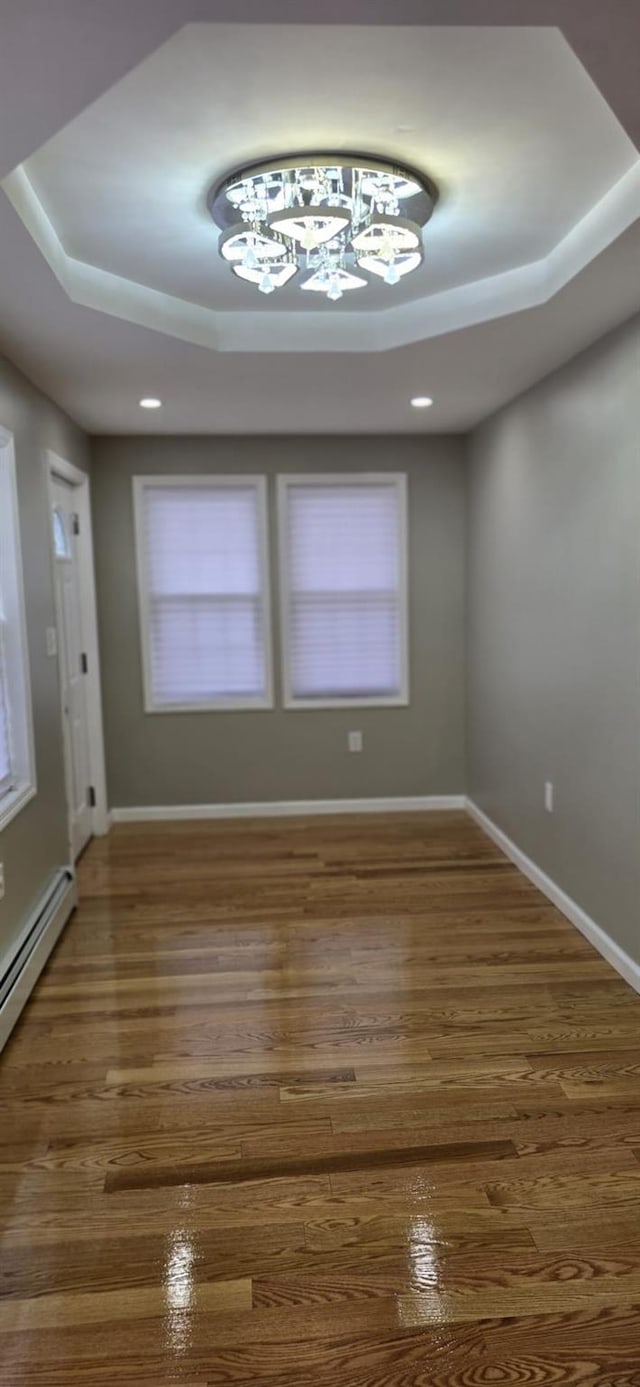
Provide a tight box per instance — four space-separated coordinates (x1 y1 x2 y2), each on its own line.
209 155 436 303
139 397 162 409
410 395 434 408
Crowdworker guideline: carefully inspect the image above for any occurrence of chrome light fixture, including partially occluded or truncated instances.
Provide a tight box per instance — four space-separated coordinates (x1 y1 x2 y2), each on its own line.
209 155 436 303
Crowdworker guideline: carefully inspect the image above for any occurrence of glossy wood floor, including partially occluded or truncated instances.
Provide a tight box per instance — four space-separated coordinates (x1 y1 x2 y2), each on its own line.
2 812 640 1385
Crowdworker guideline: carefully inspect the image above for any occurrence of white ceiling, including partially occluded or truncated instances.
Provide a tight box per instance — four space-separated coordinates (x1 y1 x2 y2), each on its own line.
0 2 638 434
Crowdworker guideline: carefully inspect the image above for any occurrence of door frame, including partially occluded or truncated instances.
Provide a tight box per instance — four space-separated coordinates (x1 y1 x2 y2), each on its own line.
46 451 109 840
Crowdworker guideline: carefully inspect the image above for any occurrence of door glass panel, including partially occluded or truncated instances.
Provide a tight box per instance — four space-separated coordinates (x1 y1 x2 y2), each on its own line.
53 507 71 559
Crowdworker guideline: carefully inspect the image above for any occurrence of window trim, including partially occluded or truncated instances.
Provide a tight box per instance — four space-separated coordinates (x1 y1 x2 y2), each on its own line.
133 474 274 714
277 472 409 711
0 426 37 832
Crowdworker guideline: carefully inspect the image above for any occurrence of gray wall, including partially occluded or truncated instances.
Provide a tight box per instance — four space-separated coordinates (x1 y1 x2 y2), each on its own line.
467 315 640 961
91 435 466 808
0 353 89 965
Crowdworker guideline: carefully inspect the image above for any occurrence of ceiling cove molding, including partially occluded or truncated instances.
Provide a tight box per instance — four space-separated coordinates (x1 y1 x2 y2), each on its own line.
4 159 640 356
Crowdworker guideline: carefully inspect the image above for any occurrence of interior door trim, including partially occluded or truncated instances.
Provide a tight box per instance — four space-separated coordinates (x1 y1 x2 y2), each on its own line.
46 451 109 841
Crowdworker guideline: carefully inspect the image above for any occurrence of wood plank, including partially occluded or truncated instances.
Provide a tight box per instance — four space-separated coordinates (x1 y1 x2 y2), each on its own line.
104 1138 516 1194
0 1279 251 1331
399 1278 640 1323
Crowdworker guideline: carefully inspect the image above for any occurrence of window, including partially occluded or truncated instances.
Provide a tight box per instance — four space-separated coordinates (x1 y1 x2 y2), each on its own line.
134 476 273 711
278 473 408 707
0 429 36 829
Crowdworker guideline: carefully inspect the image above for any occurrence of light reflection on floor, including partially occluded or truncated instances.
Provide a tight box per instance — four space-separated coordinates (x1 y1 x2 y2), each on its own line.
407 1215 443 1292
164 1228 196 1355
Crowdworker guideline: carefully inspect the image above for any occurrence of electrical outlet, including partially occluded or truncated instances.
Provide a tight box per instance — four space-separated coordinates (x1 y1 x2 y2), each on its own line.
46 627 58 658
0 863 4 900
544 781 554 813
348 730 363 753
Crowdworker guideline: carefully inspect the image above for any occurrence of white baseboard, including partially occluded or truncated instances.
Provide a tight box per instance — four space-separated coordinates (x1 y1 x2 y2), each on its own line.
0 869 77 1052
111 795 466 824
466 798 640 995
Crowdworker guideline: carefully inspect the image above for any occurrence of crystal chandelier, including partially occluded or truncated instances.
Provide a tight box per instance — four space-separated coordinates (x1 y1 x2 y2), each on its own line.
209 155 437 303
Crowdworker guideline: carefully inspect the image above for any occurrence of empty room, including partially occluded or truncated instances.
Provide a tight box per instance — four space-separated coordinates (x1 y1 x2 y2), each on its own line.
1 3 640 1383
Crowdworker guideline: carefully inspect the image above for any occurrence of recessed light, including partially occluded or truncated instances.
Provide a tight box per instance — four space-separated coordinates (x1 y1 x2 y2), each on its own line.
410 396 433 408
139 397 162 409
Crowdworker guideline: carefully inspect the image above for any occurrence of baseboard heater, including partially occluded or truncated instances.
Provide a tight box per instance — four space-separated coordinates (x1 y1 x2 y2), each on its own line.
0 868 77 1053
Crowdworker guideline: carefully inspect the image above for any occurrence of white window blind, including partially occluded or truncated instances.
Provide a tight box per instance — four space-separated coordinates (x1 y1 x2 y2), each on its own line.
279 474 408 706
135 478 272 711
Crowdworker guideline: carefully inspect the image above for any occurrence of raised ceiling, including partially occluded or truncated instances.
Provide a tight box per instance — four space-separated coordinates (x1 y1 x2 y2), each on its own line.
0 2 638 432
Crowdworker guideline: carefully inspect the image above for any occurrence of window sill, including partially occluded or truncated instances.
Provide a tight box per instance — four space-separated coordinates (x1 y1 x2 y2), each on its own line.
0 782 37 833
143 697 275 714
283 695 410 710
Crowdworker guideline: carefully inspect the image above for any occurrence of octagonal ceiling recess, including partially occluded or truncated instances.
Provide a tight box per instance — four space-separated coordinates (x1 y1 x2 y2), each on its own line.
2 22 639 355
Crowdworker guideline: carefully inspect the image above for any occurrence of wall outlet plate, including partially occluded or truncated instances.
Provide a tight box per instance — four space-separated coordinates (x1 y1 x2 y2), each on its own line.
544 781 554 813
348 730 363 753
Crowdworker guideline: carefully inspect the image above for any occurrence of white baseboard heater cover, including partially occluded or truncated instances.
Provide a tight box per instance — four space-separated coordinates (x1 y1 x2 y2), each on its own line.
0 868 77 1052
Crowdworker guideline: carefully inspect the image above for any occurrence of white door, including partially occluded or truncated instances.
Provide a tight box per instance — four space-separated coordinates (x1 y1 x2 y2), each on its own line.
51 476 93 859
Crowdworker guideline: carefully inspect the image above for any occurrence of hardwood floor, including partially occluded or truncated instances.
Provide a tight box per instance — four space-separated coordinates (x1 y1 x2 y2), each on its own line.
2 811 640 1385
